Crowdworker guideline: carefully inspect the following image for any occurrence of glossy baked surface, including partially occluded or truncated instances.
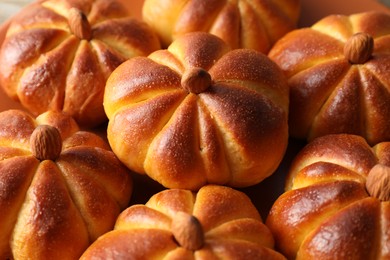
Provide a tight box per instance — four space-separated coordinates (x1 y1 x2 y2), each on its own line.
0 0 388 219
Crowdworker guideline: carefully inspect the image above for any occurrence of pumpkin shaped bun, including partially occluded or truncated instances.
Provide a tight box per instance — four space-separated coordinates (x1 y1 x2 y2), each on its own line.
266 134 390 260
0 109 133 260
269 11 390 145
142 0 300 53
0 0 161 128
81 185 286 260
104 32 289 190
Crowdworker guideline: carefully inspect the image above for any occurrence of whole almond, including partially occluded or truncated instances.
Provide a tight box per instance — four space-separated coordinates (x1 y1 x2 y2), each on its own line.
171 211 204 250
68 8 92 40
30 125 62 161
366 164 390 201
181 67 212 94
344 32 374 64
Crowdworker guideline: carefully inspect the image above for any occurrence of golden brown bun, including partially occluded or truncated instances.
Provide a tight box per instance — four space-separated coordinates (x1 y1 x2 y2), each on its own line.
142 0 300 53
104 32 289 190
269 11 390 145
81 185 286 260
0 0 161 128
266 134 390 259
0 109 133 260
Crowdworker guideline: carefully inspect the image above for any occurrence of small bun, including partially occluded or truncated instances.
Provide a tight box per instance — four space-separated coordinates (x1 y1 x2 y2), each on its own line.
269 11 390 145
267 134 390 259
81 185 285 260
142 0 300 53
0 109 133 259
0 0 161 128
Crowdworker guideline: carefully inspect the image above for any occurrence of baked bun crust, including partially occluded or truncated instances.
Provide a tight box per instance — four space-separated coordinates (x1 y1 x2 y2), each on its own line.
266 134 390 259
104 32 289 190
269 11 390 145
0 109 133 260
81 185 286 260
142 0 300 53
0 0 160 128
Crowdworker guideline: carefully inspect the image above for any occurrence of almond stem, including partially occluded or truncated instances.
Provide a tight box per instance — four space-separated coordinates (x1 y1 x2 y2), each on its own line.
366 164 390 201
171 211 204 251
68 8 92 40
181 67 212 94
30 125 62 161
344 32 374 64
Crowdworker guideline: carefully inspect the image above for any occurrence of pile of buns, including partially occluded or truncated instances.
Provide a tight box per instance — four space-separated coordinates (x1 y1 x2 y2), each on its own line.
0 0 389 259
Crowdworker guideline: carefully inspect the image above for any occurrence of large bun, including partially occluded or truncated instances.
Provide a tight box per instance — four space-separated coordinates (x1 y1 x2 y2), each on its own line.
267 134 390 259
0 109 133 259
142 0 300 53
269 11 390 145
104 32 289 190
0 0 160 128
